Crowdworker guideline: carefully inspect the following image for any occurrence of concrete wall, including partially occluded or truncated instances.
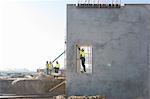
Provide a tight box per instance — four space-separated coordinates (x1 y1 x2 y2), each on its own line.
0 79 64 95
66 4 150 99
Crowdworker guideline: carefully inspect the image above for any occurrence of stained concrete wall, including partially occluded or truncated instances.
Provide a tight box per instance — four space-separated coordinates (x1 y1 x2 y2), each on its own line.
66 4 150 99
0 79 64 95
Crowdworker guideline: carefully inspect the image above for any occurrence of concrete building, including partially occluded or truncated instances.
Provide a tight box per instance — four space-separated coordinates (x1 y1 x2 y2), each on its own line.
66 4 150 99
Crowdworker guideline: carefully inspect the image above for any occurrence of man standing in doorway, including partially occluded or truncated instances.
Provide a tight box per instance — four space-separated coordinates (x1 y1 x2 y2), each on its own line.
77 45 86 72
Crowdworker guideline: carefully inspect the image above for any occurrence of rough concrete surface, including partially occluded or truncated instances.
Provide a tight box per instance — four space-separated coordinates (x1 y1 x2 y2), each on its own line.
67 4 150 99
0 78 65 95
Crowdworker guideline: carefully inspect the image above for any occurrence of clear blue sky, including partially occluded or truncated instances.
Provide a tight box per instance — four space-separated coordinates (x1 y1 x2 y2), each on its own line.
0 0 149 71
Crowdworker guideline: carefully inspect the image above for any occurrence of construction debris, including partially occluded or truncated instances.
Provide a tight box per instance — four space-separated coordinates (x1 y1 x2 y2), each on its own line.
54 95 66 99
54 95 106 99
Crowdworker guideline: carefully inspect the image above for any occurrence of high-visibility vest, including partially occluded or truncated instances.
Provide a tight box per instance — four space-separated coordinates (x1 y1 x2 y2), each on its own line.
55 63 60 68
47 63 52 69
80 51 85 58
